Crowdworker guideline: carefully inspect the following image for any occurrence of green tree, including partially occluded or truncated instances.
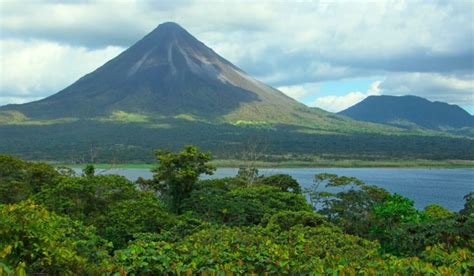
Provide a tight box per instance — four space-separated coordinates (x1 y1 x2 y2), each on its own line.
236 167 261 184
95 192 177 249
0 155 60 204
151 145 215 213
112 225 381 274
373 194 422 227
460 192 474 216
423 204 453 220
259 174 302 193
381 214 474 256
306 173 389 236
0 155 30 204
0 200 110 274
82 164 95 177
264 210 329 231
183 185 312 226
306 173 367 210
34 174 139 224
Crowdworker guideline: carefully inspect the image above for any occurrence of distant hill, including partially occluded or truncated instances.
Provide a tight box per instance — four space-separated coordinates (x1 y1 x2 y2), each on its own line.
339 95 474 132
0 23 473 162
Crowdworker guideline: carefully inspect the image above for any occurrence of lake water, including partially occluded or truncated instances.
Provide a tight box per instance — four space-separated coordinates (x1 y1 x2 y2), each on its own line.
88 167 473 211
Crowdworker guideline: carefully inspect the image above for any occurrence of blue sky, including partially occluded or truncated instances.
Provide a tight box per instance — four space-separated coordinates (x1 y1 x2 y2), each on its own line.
304 78 382 104
318 79 380 98
0 0 473 114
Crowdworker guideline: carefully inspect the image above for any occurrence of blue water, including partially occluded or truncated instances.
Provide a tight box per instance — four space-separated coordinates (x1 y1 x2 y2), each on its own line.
87 167 473 211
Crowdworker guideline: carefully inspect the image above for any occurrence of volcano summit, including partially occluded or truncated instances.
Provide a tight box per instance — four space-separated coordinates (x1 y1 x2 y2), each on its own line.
0 22 400 129
1 22 309 122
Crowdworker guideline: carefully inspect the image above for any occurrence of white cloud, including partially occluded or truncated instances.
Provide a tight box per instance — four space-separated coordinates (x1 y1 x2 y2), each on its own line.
277 85 312 100
379 72 474 106
0 0 155 47
311 81 382 112
2 1 472 64
0 0 472 106
0 39 123 101
311 73 474 113
0 96 43 106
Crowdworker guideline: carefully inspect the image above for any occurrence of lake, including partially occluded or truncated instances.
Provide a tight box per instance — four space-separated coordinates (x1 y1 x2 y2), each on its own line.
88 167 473 211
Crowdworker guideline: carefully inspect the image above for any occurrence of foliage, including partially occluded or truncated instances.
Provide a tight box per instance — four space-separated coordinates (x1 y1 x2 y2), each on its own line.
82 164 95 177
306 173 474 263
0 155 31 204
157 213 212 243
306 173 366 208
0 151 472 274
2 119 474 164
151 145 215 213
34 174 139 224
0 200 109 274
236 167 262 184
373 193 423 228
258 173 302 193
264 211 330 231
0 155 60 204
31 170 181 251
183 185 312 226
306 173 389 236
380 214 474 256
112 224 473 275
421 244 474 273
195 177 247 191
423 204 454 219
111 225 381 274
94 192 177 249
460 192 474 216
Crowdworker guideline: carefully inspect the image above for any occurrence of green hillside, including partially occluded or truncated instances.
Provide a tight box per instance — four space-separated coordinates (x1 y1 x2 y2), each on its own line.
1 118 472 164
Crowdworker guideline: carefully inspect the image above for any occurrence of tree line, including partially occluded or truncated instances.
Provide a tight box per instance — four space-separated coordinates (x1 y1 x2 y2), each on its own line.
1 119 473 163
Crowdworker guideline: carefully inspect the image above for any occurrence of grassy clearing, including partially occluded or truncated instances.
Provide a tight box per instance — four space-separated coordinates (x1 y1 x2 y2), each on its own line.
57 163 155 169
0 110 78 125
97 111 150 123
210 159 474 168
57 159 474 169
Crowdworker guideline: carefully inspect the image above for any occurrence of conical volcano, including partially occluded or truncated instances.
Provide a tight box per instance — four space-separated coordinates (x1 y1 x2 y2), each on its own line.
1 22 407 134
3 22 304 121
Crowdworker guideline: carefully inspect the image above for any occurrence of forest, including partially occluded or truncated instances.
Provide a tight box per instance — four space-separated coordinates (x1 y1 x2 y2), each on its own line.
1 119 473 163
0 145 473 274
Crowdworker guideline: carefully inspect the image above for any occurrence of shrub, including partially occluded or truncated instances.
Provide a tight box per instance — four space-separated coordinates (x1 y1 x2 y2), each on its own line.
0 200 109 274
258 174 302 193
183 185 312 225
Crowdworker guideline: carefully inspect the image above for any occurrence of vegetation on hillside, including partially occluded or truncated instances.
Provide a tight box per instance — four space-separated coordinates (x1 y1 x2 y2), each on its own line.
1 119 473 164
1 146 473 274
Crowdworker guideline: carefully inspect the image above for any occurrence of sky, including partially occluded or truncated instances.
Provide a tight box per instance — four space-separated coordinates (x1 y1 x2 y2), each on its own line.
0 0 473 113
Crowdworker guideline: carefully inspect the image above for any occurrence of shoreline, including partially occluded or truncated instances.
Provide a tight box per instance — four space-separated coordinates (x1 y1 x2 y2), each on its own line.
55 159 474 169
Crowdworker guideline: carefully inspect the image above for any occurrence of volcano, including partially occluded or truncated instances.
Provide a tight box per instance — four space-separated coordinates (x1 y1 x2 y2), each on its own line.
0 22 399 129
1 22 308 122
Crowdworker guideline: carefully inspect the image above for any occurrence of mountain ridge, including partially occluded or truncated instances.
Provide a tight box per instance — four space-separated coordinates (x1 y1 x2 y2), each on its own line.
339 95 474 131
